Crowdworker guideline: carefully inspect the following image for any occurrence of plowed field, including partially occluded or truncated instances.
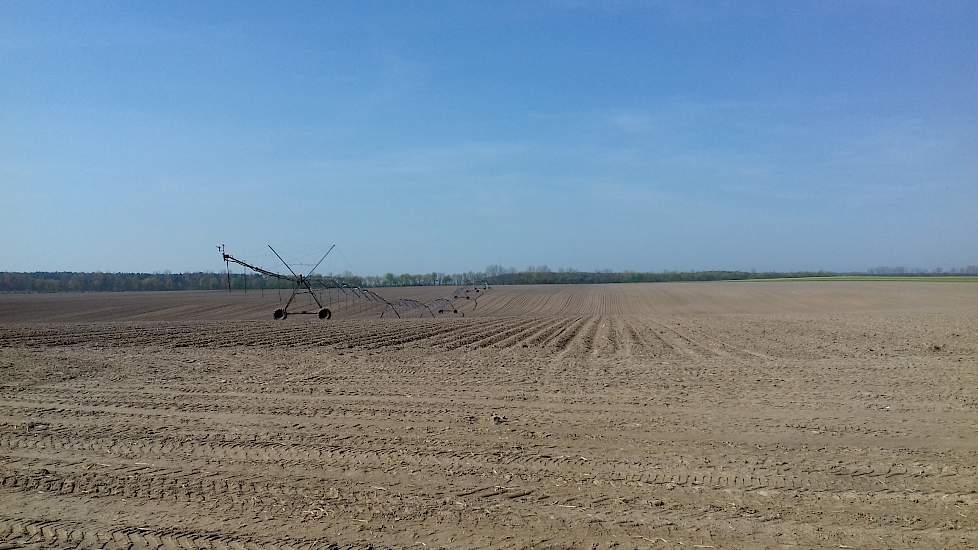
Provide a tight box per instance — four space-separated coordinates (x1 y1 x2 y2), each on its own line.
1 282 977 549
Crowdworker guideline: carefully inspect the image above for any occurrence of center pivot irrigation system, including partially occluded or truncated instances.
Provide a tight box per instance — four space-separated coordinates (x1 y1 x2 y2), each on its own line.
219 243 335 320
218 244 490 320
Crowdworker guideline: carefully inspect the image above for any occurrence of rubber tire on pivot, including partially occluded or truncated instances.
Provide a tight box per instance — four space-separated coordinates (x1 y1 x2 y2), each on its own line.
273 308 286 320
318 308 332 320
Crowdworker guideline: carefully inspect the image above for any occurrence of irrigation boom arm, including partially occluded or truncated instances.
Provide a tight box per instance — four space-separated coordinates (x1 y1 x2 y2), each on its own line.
222 253 293 281
221 243 335 282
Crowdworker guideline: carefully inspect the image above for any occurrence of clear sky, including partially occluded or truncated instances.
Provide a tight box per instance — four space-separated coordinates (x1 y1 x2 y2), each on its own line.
2 1 976 275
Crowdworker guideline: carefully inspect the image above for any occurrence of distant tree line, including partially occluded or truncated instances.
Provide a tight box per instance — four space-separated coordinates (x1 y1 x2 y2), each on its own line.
1 265 975 293
867 265 978 275
0 271 480 293
0 272 246 293
484 270 834 285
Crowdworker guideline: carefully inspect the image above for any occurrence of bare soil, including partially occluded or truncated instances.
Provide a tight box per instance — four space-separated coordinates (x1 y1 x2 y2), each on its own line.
1 282 976 549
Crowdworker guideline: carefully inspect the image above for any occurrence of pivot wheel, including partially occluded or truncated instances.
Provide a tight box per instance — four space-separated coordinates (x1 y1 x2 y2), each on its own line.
273 308 287 320
318 308 332 320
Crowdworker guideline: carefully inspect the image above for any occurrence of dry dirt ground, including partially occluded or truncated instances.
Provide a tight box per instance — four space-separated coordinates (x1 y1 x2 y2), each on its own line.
0 282 976 549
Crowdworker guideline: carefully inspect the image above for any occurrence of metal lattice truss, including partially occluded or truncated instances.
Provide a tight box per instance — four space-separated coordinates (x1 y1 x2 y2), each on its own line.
218 244 489 320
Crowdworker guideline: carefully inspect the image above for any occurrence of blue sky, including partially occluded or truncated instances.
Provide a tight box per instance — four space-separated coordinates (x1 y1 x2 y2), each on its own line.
2 1 976 274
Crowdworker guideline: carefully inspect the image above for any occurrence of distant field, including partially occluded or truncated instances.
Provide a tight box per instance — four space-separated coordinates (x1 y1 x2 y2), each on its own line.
1 281 977 548
3 280 978 322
